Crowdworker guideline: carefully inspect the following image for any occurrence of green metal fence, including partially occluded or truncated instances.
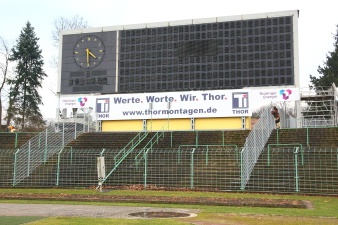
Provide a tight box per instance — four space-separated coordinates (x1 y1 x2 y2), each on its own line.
1 146 338 194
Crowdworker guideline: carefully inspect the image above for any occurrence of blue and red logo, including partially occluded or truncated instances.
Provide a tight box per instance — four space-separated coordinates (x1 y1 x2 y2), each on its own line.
78 97 87 107
280 89 292 100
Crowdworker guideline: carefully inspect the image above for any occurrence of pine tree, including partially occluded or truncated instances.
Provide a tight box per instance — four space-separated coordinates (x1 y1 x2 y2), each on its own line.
7 21 46 130
309 25 338 87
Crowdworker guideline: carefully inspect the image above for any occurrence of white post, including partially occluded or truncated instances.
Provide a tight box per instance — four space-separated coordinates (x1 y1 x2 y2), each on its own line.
97 157 106 193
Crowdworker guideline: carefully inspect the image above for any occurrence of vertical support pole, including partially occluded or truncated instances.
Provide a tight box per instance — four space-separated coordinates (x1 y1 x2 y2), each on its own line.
143 119 147 131
235 146 239 164
44 129 48 164
306 128 309 147
70 147 73 165
56 150 62 186
195 131 198 147
62 121 65 147
149 103 153 132
167 102 171 131
45 129 48 146
178 147 181 164
74 120 77 140
144 150 148 188
170 131 173 148
205 146 209 165
267 145 271 166
38 133 41 148
27 141 31 176
190 148 196 189
12 149 20 186
43 146 48 164
241 116 245 130
14 133 18 149
294 147 300 192
240 147 245 190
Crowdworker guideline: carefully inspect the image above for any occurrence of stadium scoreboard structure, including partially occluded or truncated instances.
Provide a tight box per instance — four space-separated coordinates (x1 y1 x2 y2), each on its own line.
58 10 299 95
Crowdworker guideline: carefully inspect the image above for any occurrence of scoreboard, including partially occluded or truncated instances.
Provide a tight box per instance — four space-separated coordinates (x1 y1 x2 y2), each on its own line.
58 10 299 95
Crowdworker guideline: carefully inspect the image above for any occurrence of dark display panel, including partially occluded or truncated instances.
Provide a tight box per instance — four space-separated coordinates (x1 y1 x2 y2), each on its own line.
61 31 117 94
118 16 294 93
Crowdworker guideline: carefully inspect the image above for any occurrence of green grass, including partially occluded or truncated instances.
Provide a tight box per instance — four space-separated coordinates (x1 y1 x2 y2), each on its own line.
1 189 338 224
1 216 45 225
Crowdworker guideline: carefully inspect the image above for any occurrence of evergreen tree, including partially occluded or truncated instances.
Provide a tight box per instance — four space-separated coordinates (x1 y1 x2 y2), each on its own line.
7 21 46 130
309 25 338 88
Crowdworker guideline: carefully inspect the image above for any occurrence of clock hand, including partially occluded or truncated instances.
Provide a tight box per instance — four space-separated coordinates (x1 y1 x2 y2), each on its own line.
88 51 97 58
86 48 90 66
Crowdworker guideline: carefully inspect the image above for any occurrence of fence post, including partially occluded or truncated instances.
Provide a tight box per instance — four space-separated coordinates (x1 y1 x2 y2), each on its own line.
195 131 198 147
205 146 209 165
27 141 31 176
14 133 18 149
144 149 148 188
74 120 77 140
170 131 173 148
56 148 64 186
240 147 245 190
294 147 300 192
62 121 65 147
12 149 20 186
190 148 196 189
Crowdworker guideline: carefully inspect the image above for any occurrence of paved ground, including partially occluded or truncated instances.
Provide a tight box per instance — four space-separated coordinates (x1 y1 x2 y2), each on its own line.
0 203 200 219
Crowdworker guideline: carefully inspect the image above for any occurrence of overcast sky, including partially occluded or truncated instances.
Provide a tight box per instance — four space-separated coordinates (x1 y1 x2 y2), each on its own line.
1 0 337 119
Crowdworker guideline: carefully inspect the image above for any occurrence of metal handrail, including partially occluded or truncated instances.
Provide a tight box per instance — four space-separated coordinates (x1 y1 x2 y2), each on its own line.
55 146 73 186
134 120 169 166
113 131 148 165
98 130 149 188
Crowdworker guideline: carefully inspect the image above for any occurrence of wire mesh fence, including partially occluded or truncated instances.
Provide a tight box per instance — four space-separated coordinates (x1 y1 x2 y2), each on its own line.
0 149 16 186
2 145 338 194
3 118 94 186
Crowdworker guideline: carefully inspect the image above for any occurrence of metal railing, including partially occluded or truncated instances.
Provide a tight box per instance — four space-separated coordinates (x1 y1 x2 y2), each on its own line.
134 120 170 166
99 131 149 187
240 104 275 190
12 120 87 186
2 145 338 194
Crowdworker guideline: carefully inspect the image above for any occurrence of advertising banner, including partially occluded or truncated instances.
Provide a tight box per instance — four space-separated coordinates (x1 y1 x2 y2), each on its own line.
96 89 251 120
60 89 251 120
59 88 300 120
251 88 300 103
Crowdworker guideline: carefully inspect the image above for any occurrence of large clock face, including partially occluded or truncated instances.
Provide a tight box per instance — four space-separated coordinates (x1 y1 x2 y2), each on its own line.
73 35 105 69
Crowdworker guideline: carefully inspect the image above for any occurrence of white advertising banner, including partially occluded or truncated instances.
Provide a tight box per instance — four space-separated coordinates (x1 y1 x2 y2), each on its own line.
59 88 300 120
60 89 251 120
60 96 96 109
251 88 300 103
97 89 251 120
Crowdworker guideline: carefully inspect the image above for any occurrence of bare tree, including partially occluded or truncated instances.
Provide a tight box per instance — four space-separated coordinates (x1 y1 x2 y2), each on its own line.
49 15 90 96
0 36 11 126
51 15 89 48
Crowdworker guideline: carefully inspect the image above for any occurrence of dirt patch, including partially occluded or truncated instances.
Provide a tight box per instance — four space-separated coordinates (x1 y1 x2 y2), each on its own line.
129 211 191 218
0 193 309 209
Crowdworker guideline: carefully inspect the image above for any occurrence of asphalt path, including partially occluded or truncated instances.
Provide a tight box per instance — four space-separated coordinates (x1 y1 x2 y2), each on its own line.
0 203 200 219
